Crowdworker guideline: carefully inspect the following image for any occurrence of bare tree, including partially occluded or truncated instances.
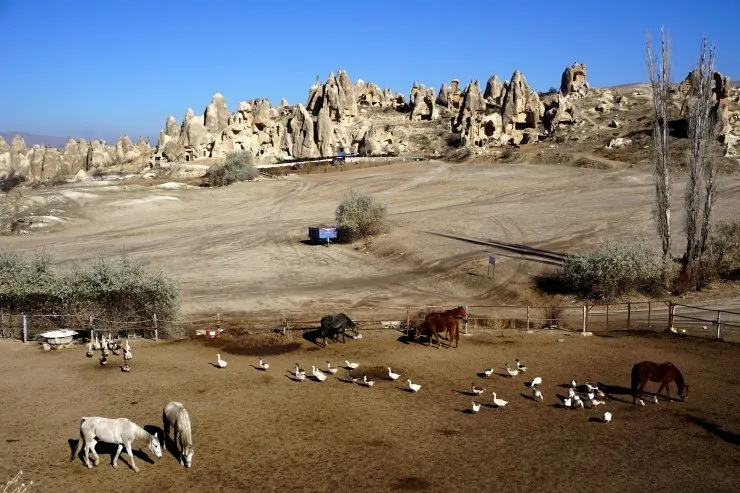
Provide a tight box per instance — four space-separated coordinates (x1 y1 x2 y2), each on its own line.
646 28 672 275
684 36 718 276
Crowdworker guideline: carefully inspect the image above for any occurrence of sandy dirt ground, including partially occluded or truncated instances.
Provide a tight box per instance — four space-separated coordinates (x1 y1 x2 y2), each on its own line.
0 329 738 492
2 160 740 318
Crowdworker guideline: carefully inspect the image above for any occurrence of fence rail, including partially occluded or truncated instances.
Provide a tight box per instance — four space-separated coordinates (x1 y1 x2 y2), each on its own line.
1 300 738 343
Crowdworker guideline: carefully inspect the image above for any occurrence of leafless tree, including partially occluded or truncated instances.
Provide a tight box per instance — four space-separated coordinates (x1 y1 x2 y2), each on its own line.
684 36 718 276
646 28 672 276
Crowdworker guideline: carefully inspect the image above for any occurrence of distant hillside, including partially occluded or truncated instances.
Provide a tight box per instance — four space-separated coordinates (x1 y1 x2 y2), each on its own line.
0 131 69 148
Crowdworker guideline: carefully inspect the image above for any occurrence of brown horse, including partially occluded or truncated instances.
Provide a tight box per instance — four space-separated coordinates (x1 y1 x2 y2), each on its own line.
630 361 689 405
414 306 467 348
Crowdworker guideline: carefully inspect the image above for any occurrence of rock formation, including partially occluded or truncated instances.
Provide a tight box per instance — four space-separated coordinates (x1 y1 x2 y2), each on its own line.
560 63 589 97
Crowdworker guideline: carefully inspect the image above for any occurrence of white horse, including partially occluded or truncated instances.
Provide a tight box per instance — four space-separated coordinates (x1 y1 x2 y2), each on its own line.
162 401 194 468
71 416 162 472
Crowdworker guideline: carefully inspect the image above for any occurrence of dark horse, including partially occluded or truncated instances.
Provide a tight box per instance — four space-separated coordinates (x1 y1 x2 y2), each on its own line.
630 361 689 405
414 306 467 348
319 313 358 347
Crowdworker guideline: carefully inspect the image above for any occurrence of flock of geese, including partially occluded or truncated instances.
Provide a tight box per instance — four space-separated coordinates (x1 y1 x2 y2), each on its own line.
214 353 424 392
474 359 612 423
86 333 133 372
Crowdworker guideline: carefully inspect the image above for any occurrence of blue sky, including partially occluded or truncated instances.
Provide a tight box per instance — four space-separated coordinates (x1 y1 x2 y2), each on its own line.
0 0 737 143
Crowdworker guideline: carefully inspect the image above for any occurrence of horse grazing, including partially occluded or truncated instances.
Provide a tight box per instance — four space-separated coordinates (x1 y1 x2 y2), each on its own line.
630 361 689 405
319 313 358 347
163 401 194 468
414 306 467 348
71 416 162 472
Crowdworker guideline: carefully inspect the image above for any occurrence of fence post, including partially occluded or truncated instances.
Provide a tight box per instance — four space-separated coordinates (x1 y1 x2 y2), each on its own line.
22 313 27 343
627 302 631 330
405 307 410 336
715 311 722 340
606 304 609 330
89 315 94 341
668 303 676 330
582 305 587 333
526 306 530 331
463 305 469 335
648 301 652 328
153 314 158 341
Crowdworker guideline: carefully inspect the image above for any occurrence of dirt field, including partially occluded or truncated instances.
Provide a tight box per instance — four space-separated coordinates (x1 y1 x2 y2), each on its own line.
2 160 740 318
0 328 738 492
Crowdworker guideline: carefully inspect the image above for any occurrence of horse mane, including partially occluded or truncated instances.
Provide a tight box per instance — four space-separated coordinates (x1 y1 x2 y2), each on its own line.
177 408 193 448
672 365 686 390
132 422 153 442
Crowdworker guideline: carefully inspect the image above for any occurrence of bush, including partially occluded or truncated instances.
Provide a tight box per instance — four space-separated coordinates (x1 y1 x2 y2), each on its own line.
702 220 740 282
335 189 387 242
205 151 259 187
0 251 181 325
556 239 662 299
0 171 24 193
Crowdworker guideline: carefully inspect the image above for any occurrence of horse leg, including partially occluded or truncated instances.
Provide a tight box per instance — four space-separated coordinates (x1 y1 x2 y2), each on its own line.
635 379 647 405
88 438 100 467
163 415 170 444
111 444 123 469
125 442 139 472
655 381 668 402
82 439 93 468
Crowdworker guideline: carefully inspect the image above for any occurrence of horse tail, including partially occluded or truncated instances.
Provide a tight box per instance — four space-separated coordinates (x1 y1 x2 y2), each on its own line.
630 364 640 399
71 418 86 462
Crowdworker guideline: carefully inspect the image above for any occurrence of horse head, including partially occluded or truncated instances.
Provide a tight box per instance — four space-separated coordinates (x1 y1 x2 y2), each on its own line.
149 435 163 459
680 384 689 402
457 306 468 320
181 445 194 468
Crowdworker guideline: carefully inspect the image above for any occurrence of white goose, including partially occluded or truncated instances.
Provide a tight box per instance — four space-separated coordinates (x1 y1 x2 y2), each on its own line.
571 379 577 389
326 362 339 374
312 366 327 382
585 382 598 393
590 398 605 407
215 354 228 368
567 387 576 399
515 359 527 372
491 392 508 408
603 412 612 423
563 397 573 408
482 368 494 378
344 360 359 370
123 346 133 361
91 335 100 351
471 402 481 413
532 386 543 402
388 367 401 380
86 343 94 358
407 379 422 392
573 395 585 408
362 375 375 388
530 376 543 387
295 364 306 378
587 391 595 401
504 364 519 377
258 359 270 370
596 389 607 400
471 382 485 395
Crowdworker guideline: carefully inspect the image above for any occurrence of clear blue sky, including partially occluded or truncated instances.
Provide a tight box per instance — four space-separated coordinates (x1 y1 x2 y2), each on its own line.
0 0 737 143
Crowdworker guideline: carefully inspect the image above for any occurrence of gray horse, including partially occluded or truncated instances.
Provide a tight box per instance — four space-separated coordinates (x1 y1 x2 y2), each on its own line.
319 313 358 347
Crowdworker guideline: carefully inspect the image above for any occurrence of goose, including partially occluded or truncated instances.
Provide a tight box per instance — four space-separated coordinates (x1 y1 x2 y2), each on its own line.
99 355 108 366
587 391 595 401
86 343 94 358
596 389 607 400
573 395 585 408
362 375 375 388
515 359 527 372
125 340 131 351
571 379 577 389
471 402 481 413
258 359 270 371
567 387 576 399
471 382 485 395
532 386 543 402
483 368 494 378
407 379 422 392
563 397 572 408
585 382 598 393
345 360 359 370
388 367 401 380
295 364 306 377
491 392 508 408
590 399 605 407
530 376 543 387
603 411 612 423
504 364 519 377
100 335 107 350
101 346 110 358
123 348 133 361
326 362 339 374
215 354 228 368
121 363 131 373
312 366 327 382
91 335 100 351
112 347 121 356
295 372 306 381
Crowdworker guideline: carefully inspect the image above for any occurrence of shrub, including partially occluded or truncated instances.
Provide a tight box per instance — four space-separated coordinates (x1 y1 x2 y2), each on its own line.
205 151 259 187
0 171 24 193
335 189 387 242
557 239 662 299
702 220 740 282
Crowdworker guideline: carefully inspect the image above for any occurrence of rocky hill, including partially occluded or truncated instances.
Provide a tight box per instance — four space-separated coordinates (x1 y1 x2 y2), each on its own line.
1 63 738 186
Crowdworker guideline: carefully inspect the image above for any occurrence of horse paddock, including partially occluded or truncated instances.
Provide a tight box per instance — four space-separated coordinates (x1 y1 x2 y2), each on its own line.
0 329 737 492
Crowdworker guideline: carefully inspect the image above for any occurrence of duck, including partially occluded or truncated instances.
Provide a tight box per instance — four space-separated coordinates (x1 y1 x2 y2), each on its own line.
515 359 527 372
491 392 508 408
99 355 108 366
407 379 422 392
86 343 94 358
483 368 494 378
603 411 612 423
312 366 327 382
362 375 375 388
471 382 485 395
258 359 270 371
121 363 131 373
216 354 227 368
326 362 339 374
530 376 542 387
345 360 359 370
504 364 519 377
471 402 481 413
532 386 543 402
388 367 401 380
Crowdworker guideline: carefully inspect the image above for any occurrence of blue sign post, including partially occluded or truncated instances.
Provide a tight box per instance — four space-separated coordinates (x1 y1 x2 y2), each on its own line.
488 256 496 279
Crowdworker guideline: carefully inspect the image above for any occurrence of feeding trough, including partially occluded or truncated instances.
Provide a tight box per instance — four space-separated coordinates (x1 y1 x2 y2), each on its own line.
39 329 78 348
308 225 338 246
